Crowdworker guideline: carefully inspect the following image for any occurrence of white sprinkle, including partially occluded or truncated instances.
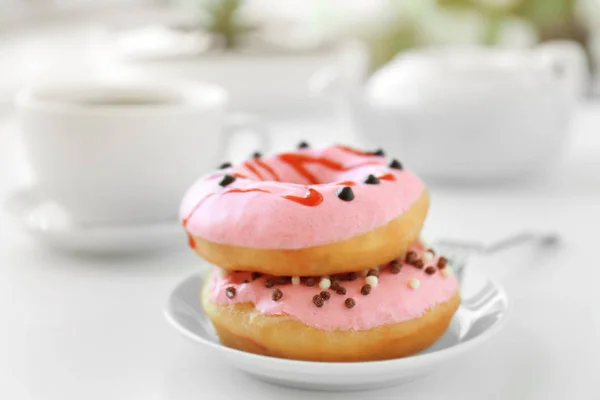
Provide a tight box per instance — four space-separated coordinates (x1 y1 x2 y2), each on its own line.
423 252 434 263
291 276 300 285
365 275 379 288
361 269 370 277
319 278 331 290
408 279 420 289
440 267 453 278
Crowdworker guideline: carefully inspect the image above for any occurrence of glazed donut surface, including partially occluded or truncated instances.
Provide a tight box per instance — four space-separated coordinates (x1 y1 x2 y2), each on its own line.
181 145 429 275
204 289 459 362
202 244 460 361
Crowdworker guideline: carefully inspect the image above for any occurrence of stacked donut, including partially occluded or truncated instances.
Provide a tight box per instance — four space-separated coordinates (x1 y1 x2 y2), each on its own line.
180 144 459 362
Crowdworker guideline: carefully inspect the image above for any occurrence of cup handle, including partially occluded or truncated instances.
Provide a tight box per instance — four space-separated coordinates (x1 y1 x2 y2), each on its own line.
219 113 270 160
535 40 589 101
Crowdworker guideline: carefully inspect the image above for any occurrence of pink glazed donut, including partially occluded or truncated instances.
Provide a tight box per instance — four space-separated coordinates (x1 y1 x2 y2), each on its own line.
180 144 429 276
202 242 460 361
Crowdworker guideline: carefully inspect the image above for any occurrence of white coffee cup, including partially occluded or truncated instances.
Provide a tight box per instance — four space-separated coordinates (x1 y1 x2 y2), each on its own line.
16 79 268 225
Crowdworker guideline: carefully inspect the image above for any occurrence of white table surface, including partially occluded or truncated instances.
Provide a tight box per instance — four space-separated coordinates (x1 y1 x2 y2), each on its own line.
1 103 599 400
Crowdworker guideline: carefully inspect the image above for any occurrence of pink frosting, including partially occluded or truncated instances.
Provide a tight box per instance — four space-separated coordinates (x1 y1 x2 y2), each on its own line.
180 145 425 249
209 245 459 331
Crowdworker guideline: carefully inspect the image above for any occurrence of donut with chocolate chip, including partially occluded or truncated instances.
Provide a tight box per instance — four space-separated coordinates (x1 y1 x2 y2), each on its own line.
201 242 460 362
181 144 429 277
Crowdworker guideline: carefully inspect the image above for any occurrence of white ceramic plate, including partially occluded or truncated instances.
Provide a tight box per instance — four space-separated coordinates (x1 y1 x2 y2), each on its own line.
165 270 509 391
3 187 185 254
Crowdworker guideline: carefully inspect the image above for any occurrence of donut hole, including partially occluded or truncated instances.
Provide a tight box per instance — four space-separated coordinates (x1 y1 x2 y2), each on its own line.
277 166 358 185
243 157 376 186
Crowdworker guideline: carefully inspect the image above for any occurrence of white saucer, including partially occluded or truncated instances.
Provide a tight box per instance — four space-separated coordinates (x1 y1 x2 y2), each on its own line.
3 187 185 254
165 269 509 391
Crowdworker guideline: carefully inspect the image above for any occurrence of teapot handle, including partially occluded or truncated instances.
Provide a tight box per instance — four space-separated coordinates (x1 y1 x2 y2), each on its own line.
535 40 589 101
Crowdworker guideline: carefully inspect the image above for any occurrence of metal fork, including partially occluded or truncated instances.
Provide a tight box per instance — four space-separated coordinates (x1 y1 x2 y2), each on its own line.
454 280 506 340
432 232 560 284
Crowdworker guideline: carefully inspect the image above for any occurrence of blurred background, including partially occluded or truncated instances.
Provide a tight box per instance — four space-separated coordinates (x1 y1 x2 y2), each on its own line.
1 2 600 399
1 0 600 236
2 0 600 115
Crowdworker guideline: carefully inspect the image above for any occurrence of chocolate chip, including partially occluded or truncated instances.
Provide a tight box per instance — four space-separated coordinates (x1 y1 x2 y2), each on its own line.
372 149 385 156
225 287 236 299
219 174 236 187
243 280 249 283
391 261 402 274
405 251 418 264
348 272 358 281
276 276 290 285
425 266 436 275
413 259 424 269
251 272 262 281
427 249 436 255
364 174 380 184
336 287 347 295
389 159 403 170
305 277 316 287
336 186 354 201
219 162 232 169
252 151 262 158
405 252 419 264
298 141 309 149
367 268 379 277
264 278 275 288
272 288 283 301
438 257 448 269
345 298 356 308
361 284 372 295
331 281 341 291
320 291 331 300
313 294 324 307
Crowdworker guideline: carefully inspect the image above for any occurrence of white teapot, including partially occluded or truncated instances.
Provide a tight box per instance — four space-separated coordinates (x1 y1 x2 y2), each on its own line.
313 41 588 182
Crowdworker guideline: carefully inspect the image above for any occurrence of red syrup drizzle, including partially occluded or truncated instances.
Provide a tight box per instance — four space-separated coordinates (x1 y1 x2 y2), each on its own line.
182 187 269 248
223 188 269 195
253 157 280 181
335 144 374 157
377 173 397 181
182 193 215 249
337 180 356 186
186 232 196 249
204 172 248 181
226 187 322 206
278 153 381 184
284 188 323 206
243 161 264 180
